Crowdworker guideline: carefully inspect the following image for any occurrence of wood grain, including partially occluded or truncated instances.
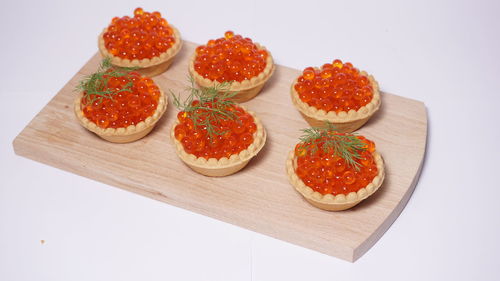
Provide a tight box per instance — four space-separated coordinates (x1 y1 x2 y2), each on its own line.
12 41 427 262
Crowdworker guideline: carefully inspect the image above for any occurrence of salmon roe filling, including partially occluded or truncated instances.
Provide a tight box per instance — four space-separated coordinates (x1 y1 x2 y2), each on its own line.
294 59 374 113
81 71 160 129
295 135 378 196
174 103 257 159
102 7 176 60
193 31 268 82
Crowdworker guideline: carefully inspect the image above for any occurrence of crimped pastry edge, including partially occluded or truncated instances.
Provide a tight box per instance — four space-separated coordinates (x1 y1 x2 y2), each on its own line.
290 71 381 124
170 108 266 169
188 43 275 92
98 25 182 68
286 149 385 209
74 89 167 137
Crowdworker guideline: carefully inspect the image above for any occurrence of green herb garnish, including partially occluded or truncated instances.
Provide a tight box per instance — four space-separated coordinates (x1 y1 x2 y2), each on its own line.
298 123 367 170
171 77 240 139
75 57 138 105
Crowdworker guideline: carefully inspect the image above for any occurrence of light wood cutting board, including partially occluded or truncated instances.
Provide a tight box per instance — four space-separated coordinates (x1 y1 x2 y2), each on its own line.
13 41 427 262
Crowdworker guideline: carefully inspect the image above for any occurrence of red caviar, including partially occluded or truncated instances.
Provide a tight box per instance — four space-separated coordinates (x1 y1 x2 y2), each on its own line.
174 103 257 159
81 71 160 128
102 7 176 60
294 59 374 113
193 31 268 82
294 135 378 196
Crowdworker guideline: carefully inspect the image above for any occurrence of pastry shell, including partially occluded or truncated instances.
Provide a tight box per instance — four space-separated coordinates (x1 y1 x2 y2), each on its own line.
98 25 183 77
74 89 167 143
290 71 381 132
188 43 275 103
170 109 266 177
286 150 385 211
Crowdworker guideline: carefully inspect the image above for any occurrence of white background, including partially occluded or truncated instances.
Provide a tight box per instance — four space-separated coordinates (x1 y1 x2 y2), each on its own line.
1 0 499 280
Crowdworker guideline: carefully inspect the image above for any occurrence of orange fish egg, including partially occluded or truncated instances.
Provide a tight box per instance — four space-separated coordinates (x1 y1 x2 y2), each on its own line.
294 59 374 113
81 72 160 129
103 7 176 60
174 103 257 159
193 31 267 83
294 135 378 196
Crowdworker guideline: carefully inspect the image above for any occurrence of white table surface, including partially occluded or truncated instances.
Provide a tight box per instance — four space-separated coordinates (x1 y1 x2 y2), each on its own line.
1 1 499 280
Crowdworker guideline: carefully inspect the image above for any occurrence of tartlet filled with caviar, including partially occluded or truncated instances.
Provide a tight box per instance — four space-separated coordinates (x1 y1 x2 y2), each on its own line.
171 80 266 176
74 58 167 143
291 59 381 132
286 124 385 211
188 31 274 103
98 7 182 77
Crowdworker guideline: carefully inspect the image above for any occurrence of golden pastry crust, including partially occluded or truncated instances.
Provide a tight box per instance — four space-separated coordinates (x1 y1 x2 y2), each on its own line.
74 89 167 143
286 150 385 211
170 109 266 176
188 44 275 102
98 25 182 76
290 71 381 132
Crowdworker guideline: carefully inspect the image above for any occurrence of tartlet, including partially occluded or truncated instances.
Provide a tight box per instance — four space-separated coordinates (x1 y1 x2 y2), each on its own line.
170 83 266 176
98 7 182 77
188 31 274 102
291 60 381 132
285 125 385 211
74 59 167 143
171 110 266 176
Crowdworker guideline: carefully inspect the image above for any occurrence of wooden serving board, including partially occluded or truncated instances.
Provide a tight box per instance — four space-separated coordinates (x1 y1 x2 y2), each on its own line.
13 41 427 262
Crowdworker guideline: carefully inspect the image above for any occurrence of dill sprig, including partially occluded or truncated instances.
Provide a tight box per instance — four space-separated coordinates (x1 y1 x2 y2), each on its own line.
75 57 138 105
298 123 367 170
171 77 240 139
